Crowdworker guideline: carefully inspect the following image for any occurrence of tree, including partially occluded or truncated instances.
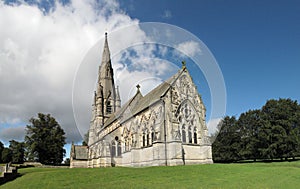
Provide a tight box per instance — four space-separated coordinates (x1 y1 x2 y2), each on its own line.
261 98 300 160
1 148 12 163
82 132 89 146
0 141 4 162
9 140 25 164
25 113 66 165
212 116 240 162
64 158 70 165
237 109 262 161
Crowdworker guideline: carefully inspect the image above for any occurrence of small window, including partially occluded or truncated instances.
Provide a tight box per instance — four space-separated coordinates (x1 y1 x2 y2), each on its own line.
147 133 150 146
111 141 116 157
194 128 197 144
125 139 129 152
117 142 122 156
182 125 186 143
106 101 112 114
142 134 146 147
188 127 192 144
151 132 155 143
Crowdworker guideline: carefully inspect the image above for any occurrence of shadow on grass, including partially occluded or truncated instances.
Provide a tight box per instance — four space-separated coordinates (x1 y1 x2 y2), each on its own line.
0 173 22 186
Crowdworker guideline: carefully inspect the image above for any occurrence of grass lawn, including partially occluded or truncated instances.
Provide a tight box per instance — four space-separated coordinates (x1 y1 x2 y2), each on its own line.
1 161 300 189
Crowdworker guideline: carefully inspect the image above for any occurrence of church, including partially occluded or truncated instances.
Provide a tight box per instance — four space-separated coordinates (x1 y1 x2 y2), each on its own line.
70 33 213 168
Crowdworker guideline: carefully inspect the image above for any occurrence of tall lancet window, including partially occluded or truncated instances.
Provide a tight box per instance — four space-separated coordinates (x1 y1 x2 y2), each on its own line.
194 127 197 144
117 142 122 156
111 141 116 157
182 125 186 143
106 101 112 114
188 126 192 144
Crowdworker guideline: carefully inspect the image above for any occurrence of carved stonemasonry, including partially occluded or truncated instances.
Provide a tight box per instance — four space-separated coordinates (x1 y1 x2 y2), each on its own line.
70 34 213 168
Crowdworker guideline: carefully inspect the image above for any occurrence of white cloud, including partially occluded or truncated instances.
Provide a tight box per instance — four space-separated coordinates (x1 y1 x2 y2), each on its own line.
162 10 172 19
0 0 146 143
175 40 202 58
0 1 180 144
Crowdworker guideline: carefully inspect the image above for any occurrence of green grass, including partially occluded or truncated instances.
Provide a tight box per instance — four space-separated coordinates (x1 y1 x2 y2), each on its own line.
1 161 300 189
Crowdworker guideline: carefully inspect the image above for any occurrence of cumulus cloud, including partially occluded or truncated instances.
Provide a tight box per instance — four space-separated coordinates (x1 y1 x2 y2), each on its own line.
175 40 202 57
0 0 146 143
0 0 183 144
162 10 172 19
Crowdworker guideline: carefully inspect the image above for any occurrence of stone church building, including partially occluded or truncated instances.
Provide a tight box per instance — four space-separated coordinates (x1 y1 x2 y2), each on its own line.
70 33 213 168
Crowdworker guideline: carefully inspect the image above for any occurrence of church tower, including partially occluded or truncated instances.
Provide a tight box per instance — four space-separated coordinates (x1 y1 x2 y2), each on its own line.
89 33 121 145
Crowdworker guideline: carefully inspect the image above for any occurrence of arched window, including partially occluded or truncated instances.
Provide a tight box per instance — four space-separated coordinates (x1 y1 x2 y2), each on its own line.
194 127 197 144
106 101 112 114
188 126 192 144
125 139 128 152
151 132 155 143
117 142 122 156
182 125 186 143
131 134 134 147
142 134 146 147
111 141 116 157
147 133 150 146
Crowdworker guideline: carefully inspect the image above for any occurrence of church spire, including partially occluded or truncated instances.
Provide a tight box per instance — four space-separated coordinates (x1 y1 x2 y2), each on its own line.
102 32 110 64
92 32 118 131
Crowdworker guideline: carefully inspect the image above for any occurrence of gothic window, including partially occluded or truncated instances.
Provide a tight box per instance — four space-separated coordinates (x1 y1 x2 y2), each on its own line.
131 134 134 147
147 133 150 146
106 101 112 114
111 141 116 157
142 134 146 147
106 66 110 77
125 139 129 152
182 125 186 143
117 142 121 156
194 130 197 144
188 126 192 144
151 132 155 143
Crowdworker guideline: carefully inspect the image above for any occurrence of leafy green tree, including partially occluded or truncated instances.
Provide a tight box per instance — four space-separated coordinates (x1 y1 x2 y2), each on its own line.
25 113 66 165
9 140 25 164
212 116 240 162
237 110 262 161
1 148 12 163
261 98 300 160
64 158 70 165
0 141 4 162
82 132 89 146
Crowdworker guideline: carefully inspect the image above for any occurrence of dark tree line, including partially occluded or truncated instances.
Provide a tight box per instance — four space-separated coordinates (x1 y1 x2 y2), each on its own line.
212 98 300 162
0 113 66 165
0 140 25 163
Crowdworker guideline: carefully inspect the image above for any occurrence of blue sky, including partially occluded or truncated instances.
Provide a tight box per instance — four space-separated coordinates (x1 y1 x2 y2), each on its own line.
119 0 300 116
0 0 299 157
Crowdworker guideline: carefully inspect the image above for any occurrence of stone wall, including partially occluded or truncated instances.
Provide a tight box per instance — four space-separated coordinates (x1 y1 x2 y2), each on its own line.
0 164 18 185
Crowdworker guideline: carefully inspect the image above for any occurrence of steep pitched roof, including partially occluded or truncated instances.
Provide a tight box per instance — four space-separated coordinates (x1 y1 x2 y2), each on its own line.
102 67 185 128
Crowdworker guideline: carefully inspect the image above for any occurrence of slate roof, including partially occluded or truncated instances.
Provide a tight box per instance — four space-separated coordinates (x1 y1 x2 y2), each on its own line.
102 67 185 129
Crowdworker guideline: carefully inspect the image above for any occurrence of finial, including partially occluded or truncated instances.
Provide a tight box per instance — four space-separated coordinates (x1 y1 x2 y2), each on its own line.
182 61 186 68
136 84 141 92
105 32 107 37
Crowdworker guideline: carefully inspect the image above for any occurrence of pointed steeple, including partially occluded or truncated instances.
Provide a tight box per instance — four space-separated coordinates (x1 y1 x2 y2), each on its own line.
101 32 110 65
91 32 119 133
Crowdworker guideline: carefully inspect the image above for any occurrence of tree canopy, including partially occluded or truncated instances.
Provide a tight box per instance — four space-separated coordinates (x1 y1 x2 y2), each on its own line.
9 140 25 163
25 113 66 165
212 98 300 162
